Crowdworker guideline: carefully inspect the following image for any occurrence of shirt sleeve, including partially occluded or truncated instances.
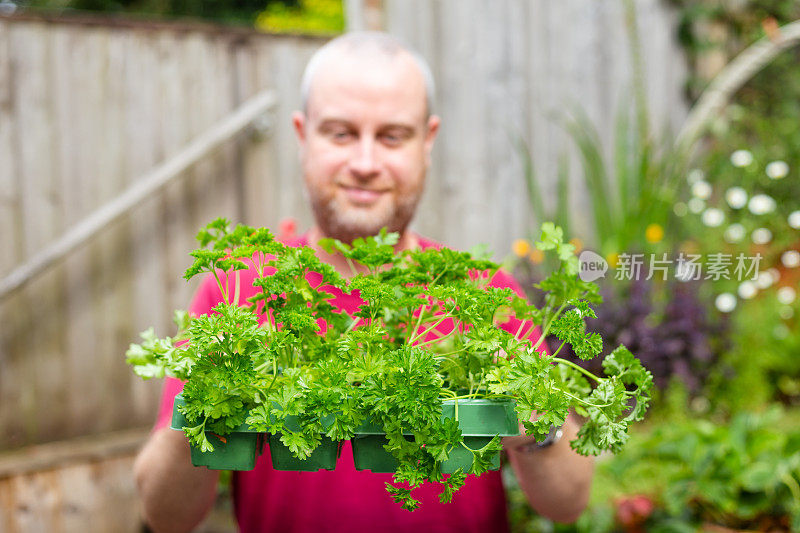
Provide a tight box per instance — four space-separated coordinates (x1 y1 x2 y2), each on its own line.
153 273 224 430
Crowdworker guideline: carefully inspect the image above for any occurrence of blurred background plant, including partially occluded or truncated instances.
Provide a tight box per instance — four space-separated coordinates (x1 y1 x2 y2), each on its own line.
18 0 345 32
506 403 800 533
665 0 800 411
510 1 800 531
513 0 728 403
255 0 343 34
520 0 686 261
676 146 800 411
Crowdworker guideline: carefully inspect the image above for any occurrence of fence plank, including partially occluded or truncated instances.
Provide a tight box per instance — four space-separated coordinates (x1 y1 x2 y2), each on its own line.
8 21 68 447
272 38 311 231
158 30 195 330
51 24 95 439
125 28 170 425
237 38 272 229
0 19 20 276
0 20 26 450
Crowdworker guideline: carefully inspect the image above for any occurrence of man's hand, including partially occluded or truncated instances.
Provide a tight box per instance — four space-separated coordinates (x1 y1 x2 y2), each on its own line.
134 427 220 533
502 412 594 523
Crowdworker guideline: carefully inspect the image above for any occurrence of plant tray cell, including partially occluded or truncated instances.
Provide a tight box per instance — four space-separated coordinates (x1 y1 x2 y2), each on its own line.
441 399 518 472
352 435 400 473
171 394 263 471
269 436 341 471
440 436 499 474
189 433 262 471
440 399 520 436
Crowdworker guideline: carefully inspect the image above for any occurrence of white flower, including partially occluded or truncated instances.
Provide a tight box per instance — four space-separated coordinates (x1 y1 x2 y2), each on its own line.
752 228 772 244
673 202 688 217
756 269 778 290
724 223 746 243
748 194 776 215
725 187 748 209
779 306 794 320
730 149 754 167
737 281 757 300
688 198 706 214
691 180 712 200
686 169 704 184
777 286 796 305
781 250 800 268
701 208 725 227
715 293 737 313
774 324 790 339
788 211 800 229
765 160 789 180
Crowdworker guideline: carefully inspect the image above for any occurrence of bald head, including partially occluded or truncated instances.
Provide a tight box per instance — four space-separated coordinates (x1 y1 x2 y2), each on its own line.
300 32 436 117
291 31 441 247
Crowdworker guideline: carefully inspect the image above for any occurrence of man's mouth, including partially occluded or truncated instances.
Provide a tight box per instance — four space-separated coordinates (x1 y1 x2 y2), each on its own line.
339 185 388 205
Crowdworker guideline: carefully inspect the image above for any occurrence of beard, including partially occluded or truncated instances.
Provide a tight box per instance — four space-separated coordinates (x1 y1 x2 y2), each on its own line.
306 185 423 244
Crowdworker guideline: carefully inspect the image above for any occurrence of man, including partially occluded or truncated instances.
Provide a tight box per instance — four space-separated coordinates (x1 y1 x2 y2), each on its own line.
134 32 593 532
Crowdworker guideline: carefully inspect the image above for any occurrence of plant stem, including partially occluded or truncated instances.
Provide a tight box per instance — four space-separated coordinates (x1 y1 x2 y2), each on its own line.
559 388 612 408
407 307 428 345
433 348 467 359
551 340 568 358
780 471 800 504
345 256 358 277
551 356 603 383
532 303 566 351
440 393 513 401
233 267 241 306
409 311 453 345
514 319 530 340
414 326 458 348
212 269 228 305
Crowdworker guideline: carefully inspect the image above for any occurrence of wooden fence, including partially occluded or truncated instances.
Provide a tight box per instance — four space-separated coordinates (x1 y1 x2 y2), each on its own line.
0 0 688 452
0 15 325 452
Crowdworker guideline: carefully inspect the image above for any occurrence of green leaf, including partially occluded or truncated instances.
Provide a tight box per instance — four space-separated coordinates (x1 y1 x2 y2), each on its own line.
385 483 420 512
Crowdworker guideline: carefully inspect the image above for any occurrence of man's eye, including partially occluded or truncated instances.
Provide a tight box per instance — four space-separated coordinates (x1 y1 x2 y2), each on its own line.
331 130 354 142
380 132 403 146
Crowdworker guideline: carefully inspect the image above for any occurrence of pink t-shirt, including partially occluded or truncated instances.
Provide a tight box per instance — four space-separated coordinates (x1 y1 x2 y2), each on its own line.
155 234 542 533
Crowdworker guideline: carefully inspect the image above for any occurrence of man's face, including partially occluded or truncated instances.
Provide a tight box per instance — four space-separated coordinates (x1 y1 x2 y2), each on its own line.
293 49 440 243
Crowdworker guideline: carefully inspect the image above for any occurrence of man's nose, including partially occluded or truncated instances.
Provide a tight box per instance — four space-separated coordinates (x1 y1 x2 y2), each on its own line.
349 138 380 179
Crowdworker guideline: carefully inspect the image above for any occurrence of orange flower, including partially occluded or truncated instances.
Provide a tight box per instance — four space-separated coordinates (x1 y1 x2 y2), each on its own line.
528 249 545 264
569 237 583 254
645 224 664 244
512 239 531 257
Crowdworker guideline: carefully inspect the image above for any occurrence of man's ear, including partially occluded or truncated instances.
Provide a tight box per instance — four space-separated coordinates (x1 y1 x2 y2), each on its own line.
424 114 441 166
292 111 307 145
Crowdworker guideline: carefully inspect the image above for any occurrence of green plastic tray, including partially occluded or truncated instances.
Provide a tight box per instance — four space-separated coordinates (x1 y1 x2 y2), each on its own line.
352 434 400 473
269 435 341 471
268 410 341 471
171 394 261 471
352 399 519 473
